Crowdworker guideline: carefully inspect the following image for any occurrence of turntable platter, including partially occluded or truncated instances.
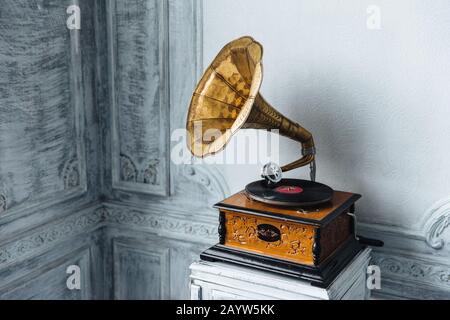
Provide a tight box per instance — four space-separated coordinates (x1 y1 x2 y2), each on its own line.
245 179 334 207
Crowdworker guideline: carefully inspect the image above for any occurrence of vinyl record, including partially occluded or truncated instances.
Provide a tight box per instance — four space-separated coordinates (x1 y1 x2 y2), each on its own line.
245 179 334 207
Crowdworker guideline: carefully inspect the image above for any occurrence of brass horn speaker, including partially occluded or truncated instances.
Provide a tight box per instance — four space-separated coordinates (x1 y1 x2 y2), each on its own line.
186 36 316 181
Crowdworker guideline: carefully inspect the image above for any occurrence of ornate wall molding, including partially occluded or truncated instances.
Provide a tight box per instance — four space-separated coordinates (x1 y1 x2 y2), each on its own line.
370 251 450 299
120 154 161 186
119 154 138 183
101 204 217 243
0 193 7 214
62 157 81 189
143 159 160 185
181 165 230 200
423 197 450 250
360 196 450 251
0 206 103 268
371 253 450 289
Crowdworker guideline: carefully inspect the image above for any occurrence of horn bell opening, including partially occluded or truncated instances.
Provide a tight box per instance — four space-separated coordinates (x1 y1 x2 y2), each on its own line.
186 36 264 158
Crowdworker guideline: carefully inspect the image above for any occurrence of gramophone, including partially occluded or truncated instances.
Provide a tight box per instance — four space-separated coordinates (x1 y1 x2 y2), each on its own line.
186 36 382 287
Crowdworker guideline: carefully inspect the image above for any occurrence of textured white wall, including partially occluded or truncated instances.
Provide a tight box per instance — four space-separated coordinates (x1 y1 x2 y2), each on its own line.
202 0 450 228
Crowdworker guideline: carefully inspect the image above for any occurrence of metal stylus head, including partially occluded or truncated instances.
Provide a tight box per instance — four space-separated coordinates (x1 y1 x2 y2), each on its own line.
261 162 283 187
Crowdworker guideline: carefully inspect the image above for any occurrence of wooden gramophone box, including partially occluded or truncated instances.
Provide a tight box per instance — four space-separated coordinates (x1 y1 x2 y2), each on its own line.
201 191 364 288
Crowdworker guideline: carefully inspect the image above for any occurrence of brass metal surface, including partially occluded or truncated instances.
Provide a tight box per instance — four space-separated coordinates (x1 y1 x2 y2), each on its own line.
186 36 316 174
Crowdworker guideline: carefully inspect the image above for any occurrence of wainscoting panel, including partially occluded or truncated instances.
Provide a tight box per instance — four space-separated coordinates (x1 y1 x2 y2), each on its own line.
107 0 170 196
113 237 170 300
106 225 209 300
100 202 217 300
0 224 105 300
104 0 227 208
0 246 92 300
0 0 89 220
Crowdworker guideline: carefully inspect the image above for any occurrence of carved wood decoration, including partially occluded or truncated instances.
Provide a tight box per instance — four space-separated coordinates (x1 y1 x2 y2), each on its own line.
224 212 316 265
0 0 87 218
108 0 170 196
217 190 358 272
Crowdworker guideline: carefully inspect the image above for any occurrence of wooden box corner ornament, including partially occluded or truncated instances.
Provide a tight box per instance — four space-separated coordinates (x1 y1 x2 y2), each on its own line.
201 191 363 288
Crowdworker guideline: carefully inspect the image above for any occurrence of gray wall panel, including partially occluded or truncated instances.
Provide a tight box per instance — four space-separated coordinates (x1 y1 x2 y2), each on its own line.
113 237 170 300
105 226 208 300
0 0 103 299
103 0 227 299
0 0 87 219
0 247 92 300
108 0 170 196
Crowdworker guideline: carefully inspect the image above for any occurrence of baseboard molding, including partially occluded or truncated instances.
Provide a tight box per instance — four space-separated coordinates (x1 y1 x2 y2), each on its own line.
100 201 218 245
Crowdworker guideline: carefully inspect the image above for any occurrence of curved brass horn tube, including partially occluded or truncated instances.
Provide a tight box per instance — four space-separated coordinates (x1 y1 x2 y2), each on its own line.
186 36 317 181
244 94 317 180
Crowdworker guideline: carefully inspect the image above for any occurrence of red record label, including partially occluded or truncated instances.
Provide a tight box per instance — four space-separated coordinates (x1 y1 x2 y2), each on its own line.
275 186 304 194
